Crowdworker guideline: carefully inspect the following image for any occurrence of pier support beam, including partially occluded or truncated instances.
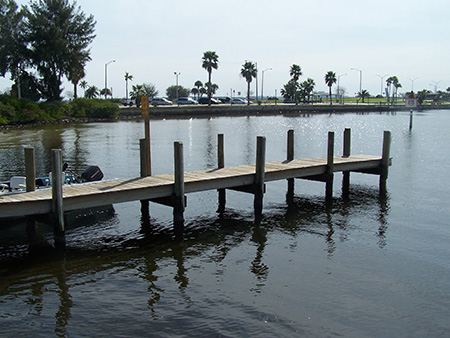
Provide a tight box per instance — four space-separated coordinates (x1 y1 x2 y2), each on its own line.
254 136 266 222
173 141 185 238
342 128 351 198
217 134 226 214
24 147 36 192
325 131 335 203
380 130 391 195
286 130 295 202
51 149 65 249
140 138 150 211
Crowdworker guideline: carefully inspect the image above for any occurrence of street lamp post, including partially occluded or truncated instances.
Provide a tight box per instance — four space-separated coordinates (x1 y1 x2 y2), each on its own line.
351 67 362 96
430 81 441 93
104 60 115 99
261 68 272 103
174 72 180 105
337 73 347 103
408 77 418 92
376 73 388 97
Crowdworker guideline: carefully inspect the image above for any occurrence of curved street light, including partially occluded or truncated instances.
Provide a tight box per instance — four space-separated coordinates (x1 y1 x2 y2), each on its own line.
261 68 272 103
376 73 389 97
104 60 115 99
351 67 362 95
408 77 418 92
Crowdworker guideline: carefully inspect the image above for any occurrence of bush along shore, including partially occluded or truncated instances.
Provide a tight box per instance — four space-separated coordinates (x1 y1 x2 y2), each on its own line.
0 96 119 129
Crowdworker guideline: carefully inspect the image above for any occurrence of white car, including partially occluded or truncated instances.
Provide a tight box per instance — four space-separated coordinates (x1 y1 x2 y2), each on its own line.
177 97 198 105
151 98 173 106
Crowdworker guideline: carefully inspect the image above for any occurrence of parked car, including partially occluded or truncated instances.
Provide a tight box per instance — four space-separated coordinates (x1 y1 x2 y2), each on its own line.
231 98 249 105
151 98 173 106
216 96 231 104
121 98 134 106
177 97 198 105
198 97 221 105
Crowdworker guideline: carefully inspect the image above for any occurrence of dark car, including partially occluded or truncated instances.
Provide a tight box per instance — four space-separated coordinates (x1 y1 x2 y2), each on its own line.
198 97 221 105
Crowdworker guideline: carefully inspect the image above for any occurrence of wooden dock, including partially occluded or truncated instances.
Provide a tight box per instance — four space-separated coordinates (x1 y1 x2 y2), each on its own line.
0 154 385 219
0 128 391 247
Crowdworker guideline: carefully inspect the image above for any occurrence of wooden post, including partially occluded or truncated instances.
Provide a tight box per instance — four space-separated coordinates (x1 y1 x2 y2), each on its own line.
409 110 413 130
24 147 35 192
254 136 266 219
51 149 65 249
342 128 351 198
286 130 294 202
217 134 226 214
326 131 334 202
380 130 391 194
173 141 185 236
287 129 294 161
140 138 150 211
142 95 152 176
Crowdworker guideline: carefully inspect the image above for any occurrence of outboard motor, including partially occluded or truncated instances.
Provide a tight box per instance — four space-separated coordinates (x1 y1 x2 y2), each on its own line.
81 166 104 182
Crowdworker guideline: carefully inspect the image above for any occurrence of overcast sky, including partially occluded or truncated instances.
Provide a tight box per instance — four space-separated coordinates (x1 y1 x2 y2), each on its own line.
2 0 449 99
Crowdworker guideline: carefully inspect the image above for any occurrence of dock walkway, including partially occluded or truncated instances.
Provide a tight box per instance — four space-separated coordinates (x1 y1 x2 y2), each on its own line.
0 154 383 220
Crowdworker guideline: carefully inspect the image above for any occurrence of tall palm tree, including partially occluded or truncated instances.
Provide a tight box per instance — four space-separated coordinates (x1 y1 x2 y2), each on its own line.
124 72 133 102
201 51 219 106
324 71 337 105
290 64 302 82
290 64 302 104
240 61 257 105
80 80 88 97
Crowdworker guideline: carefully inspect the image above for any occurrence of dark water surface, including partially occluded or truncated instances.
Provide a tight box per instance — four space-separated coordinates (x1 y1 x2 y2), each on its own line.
1 111 449 337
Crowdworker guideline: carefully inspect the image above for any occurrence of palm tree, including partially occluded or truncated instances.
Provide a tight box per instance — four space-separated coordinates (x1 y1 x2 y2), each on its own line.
240 61 257 105
289 64 302 104
357 89 370 103
130 84 145 106
194 80 203 100
290 64 302 82
124 72 133 102
324 71 337 105
85 85 99 99
201 51 219 106
80 80 88 97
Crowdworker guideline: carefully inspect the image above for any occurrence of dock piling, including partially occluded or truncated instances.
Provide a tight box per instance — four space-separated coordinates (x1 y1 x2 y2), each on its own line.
173 141 185 236
286 130 295 202
380 131 391 194
24 147 35 192
217 134 226 213
254 136 266 219
51 149 65 249
325 131 335 202
342 128 351 198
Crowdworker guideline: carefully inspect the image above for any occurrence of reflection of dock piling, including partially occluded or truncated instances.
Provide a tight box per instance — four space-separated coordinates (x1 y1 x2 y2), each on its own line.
0 129 391 247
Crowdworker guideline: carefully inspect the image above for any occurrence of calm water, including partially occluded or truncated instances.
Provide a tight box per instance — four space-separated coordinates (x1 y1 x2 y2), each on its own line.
0 110 449 337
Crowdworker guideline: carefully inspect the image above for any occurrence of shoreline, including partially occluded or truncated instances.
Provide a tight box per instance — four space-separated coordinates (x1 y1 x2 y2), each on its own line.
1 103 448 130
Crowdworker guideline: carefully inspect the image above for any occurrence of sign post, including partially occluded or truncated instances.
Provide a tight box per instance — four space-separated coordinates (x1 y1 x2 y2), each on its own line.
405 92 417 130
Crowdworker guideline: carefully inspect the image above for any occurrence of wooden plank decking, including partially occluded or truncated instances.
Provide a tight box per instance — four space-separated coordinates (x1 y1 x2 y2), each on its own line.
0 154 382 219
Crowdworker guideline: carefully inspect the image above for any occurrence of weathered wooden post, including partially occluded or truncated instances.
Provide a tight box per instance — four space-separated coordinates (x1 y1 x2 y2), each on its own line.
51 149 65 249
286 130 295 202
140 138 150 212
217 134 226 214
254 136 266 220
173 141 185 237
24 147 35 192
409 110 413 130
342 128 351 198
141 95 151 176
380 130 391 194
325 131 335 202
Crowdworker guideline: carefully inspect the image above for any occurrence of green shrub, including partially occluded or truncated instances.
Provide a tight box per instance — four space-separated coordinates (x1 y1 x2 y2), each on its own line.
70 98 119 119
0 101 16 124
